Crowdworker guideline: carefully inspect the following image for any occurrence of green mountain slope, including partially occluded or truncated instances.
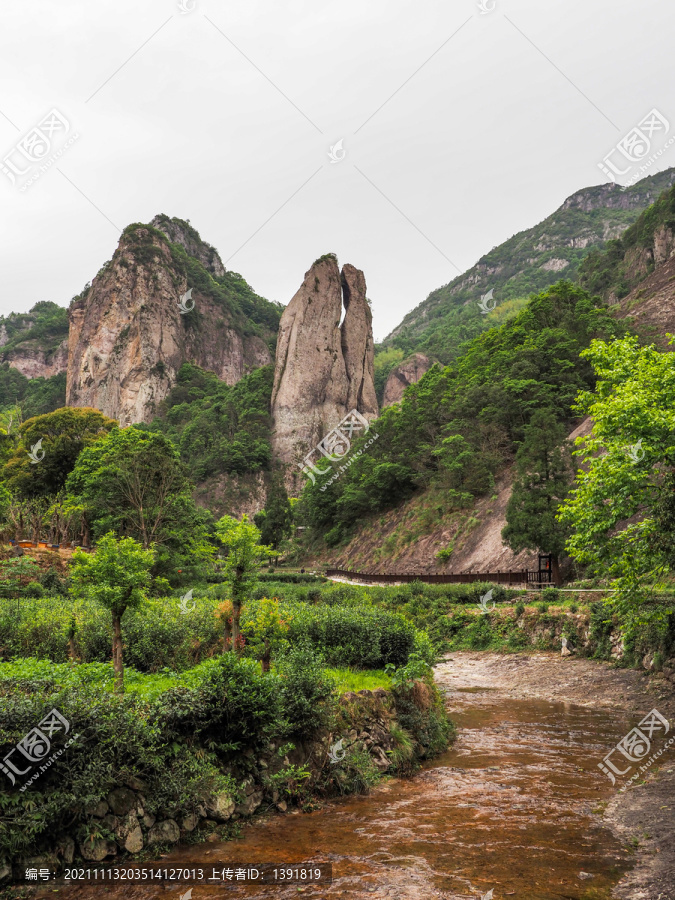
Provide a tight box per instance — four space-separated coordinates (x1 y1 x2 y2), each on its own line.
384 169 675 364
579 180 675 300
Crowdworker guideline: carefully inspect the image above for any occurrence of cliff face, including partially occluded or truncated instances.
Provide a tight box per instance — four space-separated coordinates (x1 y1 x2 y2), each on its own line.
271 255 378 484
382 353 433 407
0 301 69 379
66 224 272 425
0 340 68 379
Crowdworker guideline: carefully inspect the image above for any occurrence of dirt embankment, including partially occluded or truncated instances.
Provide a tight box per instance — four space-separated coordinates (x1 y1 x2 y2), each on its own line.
436 652 675 900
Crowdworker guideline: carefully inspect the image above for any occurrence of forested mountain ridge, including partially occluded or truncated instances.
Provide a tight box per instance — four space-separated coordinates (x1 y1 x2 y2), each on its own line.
383 168 675 365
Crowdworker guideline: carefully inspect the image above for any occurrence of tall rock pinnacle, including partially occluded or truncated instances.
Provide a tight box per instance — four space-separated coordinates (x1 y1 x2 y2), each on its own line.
271 254 378 487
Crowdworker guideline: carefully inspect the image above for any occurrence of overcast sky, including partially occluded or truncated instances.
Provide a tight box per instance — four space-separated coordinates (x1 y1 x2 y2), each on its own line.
2 0 674 341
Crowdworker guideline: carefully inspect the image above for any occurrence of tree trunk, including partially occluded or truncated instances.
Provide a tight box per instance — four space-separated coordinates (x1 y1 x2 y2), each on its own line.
112 613 124 693
231 600 241 653
551 555 562 586
261 642 271 673
68 635 77 665
222 617 232 653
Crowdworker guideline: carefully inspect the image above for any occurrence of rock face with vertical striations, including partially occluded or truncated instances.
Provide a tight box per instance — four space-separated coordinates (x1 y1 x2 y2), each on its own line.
340 264 378 414
271 254 378 488
66 221 274 425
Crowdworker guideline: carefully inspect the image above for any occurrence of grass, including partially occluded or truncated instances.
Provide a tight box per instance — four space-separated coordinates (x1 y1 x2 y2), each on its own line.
0 657 183 699
325 667 392 693
0 657 394 700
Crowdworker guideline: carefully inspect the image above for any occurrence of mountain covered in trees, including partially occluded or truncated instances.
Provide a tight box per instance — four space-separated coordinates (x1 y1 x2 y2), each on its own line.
381 168 675 368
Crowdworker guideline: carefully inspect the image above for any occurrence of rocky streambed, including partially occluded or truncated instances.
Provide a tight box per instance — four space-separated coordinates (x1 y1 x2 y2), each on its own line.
34 652 675 900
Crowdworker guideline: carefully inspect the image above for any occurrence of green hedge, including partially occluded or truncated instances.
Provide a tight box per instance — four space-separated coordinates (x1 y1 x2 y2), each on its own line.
0 593 428 672
285 604 419 668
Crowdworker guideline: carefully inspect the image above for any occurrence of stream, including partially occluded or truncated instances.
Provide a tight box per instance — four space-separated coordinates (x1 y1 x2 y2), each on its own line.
44 653 644 900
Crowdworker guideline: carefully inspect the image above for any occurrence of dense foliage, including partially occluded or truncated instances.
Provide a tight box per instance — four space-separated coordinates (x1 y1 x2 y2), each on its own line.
0 368 65 421
303 282 618 544
502 409 573 573
65 427 214 576
145 363 274 481
558 335 675 622
3 407 117 499
0 302 69 357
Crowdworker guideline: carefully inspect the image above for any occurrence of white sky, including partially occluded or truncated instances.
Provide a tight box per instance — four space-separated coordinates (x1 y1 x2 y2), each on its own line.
1 0 674 341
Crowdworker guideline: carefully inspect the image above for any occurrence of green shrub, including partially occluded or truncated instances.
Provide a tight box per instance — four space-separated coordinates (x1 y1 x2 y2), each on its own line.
514 600 525 618
276 646 336 737
286 604 418 668
542 587 560 603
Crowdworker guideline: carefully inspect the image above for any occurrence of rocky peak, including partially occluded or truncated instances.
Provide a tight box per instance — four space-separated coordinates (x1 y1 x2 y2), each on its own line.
340 264 378 414
66 223 271 425
150 214 226 277
271 255 378 484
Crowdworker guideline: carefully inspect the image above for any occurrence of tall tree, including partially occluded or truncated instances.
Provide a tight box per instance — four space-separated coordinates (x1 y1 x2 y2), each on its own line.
66 428 213 576
559 335 675 619
3 407 116 499
254 472 293 549
215 515 276 651
502 409 573 584
70 533 154 693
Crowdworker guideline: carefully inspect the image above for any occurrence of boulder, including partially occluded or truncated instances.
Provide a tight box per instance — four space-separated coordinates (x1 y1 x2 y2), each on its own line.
107 787 137 816
235 790 263 817
204 792 236 822
56 837 75 865
79 839 117 862
382 353 433 407
181 813 200 832
85 800 109 818
147 819 180 845
113 813 143 853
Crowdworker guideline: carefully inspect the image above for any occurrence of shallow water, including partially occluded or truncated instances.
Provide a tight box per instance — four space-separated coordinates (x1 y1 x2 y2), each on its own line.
46 674 634 900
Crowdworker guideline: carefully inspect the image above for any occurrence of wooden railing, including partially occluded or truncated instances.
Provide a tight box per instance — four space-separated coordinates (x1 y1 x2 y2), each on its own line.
325 568 530 585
